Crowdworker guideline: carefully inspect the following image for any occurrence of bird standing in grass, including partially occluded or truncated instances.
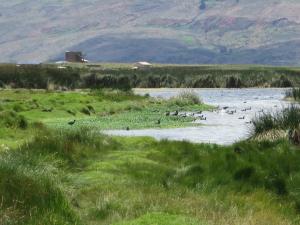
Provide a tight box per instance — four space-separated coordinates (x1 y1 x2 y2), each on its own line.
68 120 76 125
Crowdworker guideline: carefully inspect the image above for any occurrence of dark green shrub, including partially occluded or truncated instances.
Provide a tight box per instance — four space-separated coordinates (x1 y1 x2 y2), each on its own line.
12 103 25 112
265 175 288 196
271 76 293 88
81 107 91 115
226 76 243 88
87 105 95 114
66 109 76 116
0 150 78 224
193 75 219 88
234 166 255 181
252 105 300 135
18 116 28 130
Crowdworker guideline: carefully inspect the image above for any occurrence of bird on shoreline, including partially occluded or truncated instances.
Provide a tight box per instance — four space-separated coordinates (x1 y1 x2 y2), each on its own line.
68 120 76 125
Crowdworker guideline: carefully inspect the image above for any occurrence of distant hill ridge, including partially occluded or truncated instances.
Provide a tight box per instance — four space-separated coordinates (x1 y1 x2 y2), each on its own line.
1 0 300 65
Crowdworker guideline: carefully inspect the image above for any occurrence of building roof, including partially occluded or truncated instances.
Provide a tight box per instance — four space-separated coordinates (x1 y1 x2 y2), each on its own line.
136 61 152 66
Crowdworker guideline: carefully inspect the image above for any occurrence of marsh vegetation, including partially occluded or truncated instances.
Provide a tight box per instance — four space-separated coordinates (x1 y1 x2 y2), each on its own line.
1 64 300 89
0 68 300 224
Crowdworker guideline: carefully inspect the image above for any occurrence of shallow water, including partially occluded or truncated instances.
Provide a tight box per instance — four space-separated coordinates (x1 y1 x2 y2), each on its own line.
105 88 291 145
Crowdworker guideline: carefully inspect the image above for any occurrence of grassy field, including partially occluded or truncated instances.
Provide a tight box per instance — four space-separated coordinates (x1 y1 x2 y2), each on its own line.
1 128 300 225
0 89 211 147
1 89 300 225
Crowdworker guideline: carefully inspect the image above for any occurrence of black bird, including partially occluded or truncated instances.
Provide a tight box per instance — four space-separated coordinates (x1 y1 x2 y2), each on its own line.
156 119 161 125
174 110 179 116
68 120 76 125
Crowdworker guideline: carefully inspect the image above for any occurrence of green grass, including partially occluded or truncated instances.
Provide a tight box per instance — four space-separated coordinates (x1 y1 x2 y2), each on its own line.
286 88 300 101
113 213 203 225
0 89 212 146
1 63 300 89
252 105 300 135
1 88 300 225
2 128 300 225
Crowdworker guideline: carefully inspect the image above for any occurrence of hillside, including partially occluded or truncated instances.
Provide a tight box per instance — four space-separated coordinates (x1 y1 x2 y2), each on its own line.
1 0 300 65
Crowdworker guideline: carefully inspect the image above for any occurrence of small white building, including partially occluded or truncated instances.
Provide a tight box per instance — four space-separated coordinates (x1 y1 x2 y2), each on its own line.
133 61 152 70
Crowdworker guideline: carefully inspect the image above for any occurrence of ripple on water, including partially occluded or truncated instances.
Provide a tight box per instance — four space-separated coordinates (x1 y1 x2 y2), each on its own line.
105 88 291 145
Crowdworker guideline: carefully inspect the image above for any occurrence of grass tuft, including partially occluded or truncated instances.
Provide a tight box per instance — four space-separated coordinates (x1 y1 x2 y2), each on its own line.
169 90 202 106
252 105 300 135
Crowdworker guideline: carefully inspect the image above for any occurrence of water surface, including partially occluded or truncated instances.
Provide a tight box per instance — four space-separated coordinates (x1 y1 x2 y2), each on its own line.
105 88 290 145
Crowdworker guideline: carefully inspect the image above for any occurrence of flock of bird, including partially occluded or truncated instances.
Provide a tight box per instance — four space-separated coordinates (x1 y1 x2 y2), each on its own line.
64 101 280 129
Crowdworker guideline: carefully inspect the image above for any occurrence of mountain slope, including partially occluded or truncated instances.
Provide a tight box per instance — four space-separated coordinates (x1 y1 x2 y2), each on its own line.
0 0 300 65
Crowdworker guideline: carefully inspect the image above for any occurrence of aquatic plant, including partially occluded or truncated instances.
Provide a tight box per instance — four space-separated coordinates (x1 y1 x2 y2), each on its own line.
169 90 202 106
252 105 300 135
286 88 300 101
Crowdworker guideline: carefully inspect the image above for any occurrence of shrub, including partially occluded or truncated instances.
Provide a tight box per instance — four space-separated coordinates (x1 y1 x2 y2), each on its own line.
252 105 300 135
226 76 243 88
18 116 28 130
193 75 219 88
234 166 255 181
286 88 300 101
271 75 293 88
66 109 76 116
12 103 25 112
87 105 95 114
0 110 28 129
265 175 288 196
81 107 91 115
169 91 202 106
0 150 78 224
25 128 117 165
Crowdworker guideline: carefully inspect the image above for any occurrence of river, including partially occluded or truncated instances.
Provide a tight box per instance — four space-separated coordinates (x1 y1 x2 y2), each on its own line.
105 88 291 145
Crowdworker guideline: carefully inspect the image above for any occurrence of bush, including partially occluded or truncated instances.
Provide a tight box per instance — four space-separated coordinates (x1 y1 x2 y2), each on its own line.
286 88 300 100
252 105 300 135
25 128 116 165
226 76 243 88
0 110 28 129
193 75 219 88
12 103 25 112
271 75 293 88
234 166 255 181
18 116 28 130
0 150 77 224
81 107 91 115
169 90 202 106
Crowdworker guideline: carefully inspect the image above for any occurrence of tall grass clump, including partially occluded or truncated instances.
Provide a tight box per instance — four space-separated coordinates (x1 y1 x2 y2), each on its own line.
0 110 28 129
24 128 117 166
168 91 202 107
0 149 78 225
148 139 300 204
286 88 300 101
252 105 300 135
